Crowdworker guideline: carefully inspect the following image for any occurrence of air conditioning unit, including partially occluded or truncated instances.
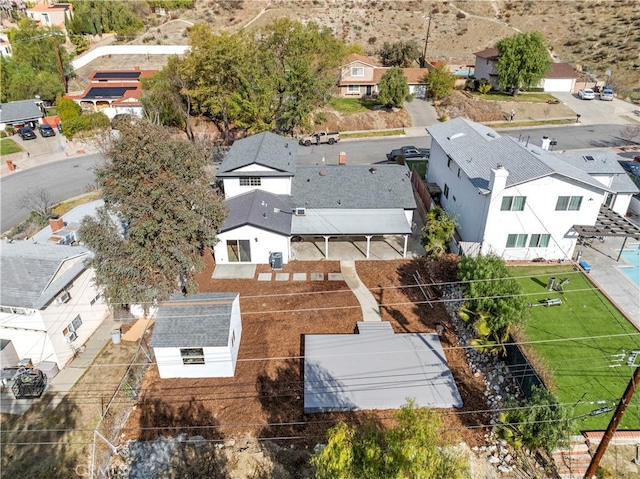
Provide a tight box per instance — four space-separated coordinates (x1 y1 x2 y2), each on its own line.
56 291 71 304
65 331 77 343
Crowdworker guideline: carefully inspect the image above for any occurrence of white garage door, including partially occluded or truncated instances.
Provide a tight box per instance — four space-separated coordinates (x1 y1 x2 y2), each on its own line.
543 78 574 93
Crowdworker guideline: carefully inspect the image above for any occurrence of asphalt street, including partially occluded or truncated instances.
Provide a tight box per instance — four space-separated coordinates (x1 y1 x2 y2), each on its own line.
1 154 101 233
500 124 630 151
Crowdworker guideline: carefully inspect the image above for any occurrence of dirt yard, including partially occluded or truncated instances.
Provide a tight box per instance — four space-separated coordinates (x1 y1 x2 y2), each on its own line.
120 254 489 475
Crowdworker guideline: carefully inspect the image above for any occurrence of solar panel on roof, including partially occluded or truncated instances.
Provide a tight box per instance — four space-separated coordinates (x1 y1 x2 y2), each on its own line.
84 86 138 99
51 4 69 8
93 71 142 80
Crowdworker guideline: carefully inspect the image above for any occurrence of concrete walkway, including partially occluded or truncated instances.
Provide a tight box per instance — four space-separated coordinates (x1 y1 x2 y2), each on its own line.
340 261 381 322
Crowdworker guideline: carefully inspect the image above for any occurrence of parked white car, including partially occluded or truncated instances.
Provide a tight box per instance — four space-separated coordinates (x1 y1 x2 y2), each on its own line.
578 88 595 100
600 87 614 101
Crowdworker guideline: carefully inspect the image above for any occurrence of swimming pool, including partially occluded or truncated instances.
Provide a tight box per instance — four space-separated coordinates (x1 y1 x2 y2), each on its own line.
452 69 473 77
620 246 640 287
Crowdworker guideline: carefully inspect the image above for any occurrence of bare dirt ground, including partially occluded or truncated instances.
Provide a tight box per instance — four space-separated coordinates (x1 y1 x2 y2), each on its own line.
119 254 490 476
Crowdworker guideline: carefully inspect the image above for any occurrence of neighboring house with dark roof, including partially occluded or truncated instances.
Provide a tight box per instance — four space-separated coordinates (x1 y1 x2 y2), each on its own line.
150 293 242 378
0 99 44 130
0 242 108 369
214 131 417 264
337 53 430 98
65 69 156 119
426 118 625 260
473 47 578 92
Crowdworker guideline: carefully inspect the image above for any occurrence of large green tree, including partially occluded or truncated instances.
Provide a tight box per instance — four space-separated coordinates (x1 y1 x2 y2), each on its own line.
496 31 550 93
426 64 456 100
457 254 528 341
66 0 143 37
377 67 410 108
421 206 458 258
79 119 226 308
312 400 468 479
378 40 421 67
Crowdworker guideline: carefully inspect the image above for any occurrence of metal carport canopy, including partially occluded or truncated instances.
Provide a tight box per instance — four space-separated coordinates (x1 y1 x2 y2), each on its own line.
291 209 412 235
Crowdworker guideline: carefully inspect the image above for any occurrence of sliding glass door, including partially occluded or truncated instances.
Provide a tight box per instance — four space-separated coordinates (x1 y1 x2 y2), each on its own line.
227 240 251 262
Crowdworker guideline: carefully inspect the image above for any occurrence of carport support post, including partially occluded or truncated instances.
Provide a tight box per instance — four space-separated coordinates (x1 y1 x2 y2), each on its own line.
403 235 408 258
616 236 628 262
323 236 330 259
365 235 372 258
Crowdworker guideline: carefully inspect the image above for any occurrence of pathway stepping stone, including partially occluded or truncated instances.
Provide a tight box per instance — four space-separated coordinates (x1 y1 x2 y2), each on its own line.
257 273 272 281
275 273 290 281
311 273 324 281
328 273 343 281
293 273 307 281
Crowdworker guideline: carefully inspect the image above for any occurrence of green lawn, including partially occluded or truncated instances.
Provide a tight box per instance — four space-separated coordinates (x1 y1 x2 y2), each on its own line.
1 138 22 155
510 265 640 431
328 97 382 114
471 91 558 103
405 159 428 179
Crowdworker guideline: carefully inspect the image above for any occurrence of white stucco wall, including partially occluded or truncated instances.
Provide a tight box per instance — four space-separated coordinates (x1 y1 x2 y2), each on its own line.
611 193 633 217
0 269 108 368
71 45 190 70
222 176 292 199
154 296 242 379
214 225 290 264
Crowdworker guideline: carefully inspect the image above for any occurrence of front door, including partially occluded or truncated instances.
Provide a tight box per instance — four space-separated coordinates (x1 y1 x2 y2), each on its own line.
227 240 251 262
366 85 372 96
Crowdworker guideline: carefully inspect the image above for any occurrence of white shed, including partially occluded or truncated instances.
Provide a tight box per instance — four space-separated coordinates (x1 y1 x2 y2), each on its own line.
150 293 242 379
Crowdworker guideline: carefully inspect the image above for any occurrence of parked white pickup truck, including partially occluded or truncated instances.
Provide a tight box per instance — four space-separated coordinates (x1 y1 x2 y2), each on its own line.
298 131 340 146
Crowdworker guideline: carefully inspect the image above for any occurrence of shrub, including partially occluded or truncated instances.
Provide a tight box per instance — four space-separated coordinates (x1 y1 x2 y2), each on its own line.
62 113 110 139
56 98 82 123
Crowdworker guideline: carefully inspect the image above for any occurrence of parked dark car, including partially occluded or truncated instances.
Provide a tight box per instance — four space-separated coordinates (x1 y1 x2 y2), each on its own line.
38 123 56 137
387 145 430 162
18 126 37 140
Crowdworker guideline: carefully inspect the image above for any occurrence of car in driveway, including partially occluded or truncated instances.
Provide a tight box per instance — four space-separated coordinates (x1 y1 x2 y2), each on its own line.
599 87 614 101
38 123 56 137
578 88 595 100
17 126 37 140
387 145 430 162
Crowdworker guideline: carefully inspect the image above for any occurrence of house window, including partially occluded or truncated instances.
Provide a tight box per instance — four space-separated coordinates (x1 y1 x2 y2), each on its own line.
443 184 450 199
500 196 526 211
555 196 583 211
351 67 364 77
231 330 236 348
181 348 205 365
0 306 27 315
447 157 453 169
529 234 551 248
506 234 528 248
239 177 261 186
347 85 360 94
63 315 83 335
90 293 102 306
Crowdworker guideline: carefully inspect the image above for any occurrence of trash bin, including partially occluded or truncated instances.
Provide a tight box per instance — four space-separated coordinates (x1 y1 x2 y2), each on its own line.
111 329 121 344
269 252 283 270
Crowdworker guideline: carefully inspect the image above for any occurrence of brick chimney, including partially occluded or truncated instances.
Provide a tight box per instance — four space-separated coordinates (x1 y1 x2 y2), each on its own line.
49 217 65 233
339 152 346 165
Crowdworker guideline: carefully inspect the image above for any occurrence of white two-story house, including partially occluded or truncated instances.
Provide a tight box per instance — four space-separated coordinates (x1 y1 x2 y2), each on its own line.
425 118 636 260
0 242 109 369
214 132 417 264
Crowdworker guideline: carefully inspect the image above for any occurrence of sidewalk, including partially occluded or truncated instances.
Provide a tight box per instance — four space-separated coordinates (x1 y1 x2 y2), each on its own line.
340 261 382 322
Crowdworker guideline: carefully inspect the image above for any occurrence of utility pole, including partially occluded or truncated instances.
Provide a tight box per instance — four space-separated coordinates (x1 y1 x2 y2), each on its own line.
421 16 432 68
50 34 67 92
584 365 640 478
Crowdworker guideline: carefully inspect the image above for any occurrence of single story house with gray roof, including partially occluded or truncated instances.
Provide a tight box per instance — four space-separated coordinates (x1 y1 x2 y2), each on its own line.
150 293 242 378
214 132 417 263
426 117 621 260
0 242 108 369
0 99 44 130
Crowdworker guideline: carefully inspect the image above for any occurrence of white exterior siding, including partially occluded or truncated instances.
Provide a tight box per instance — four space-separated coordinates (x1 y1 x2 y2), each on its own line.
0 269 108 368
474 58 499 88
214 225 289 264
222 176 292 198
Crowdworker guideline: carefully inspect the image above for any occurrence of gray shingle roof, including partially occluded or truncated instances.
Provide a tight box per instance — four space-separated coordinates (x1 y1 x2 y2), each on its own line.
291 165 416 209
556 150 629 174
0 100 44 124
611 171 640 194
0 242 90 309
218 132 297 177
150 293 239 348
221 190 292 235
427 118 610 193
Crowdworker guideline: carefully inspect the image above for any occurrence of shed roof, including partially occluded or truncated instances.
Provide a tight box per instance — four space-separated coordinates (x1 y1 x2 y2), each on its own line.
218 132 297 176
427 118 610 193
0 100 44 124
304 324 462 412
0 242 90 309
291 165 416 209
150 293 239 348
221 190 292 235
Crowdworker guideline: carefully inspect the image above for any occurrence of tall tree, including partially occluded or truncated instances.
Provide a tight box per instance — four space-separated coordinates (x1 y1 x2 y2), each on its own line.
377 67 410 108
312 400 468 478
66 0 143 37
79 119 226 308
378 40 421 67
426 64 456 100
421 206 458 258
496 31 550 94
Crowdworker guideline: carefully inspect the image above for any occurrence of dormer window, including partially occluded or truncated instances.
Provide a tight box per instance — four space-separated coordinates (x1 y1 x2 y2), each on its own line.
351 67 364 77
239 177 261 186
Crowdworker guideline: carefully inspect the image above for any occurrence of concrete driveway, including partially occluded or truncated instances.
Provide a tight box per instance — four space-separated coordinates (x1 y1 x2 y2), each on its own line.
552 92 640 125
404 98 439 127
11 131 67 157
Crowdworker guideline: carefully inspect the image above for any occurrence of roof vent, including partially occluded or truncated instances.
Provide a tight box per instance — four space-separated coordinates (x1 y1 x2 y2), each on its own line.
487 132 496 138
447 133 465 140
531 150 540 155
319 169 328 176
583 155 595 162
369 167 378 174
